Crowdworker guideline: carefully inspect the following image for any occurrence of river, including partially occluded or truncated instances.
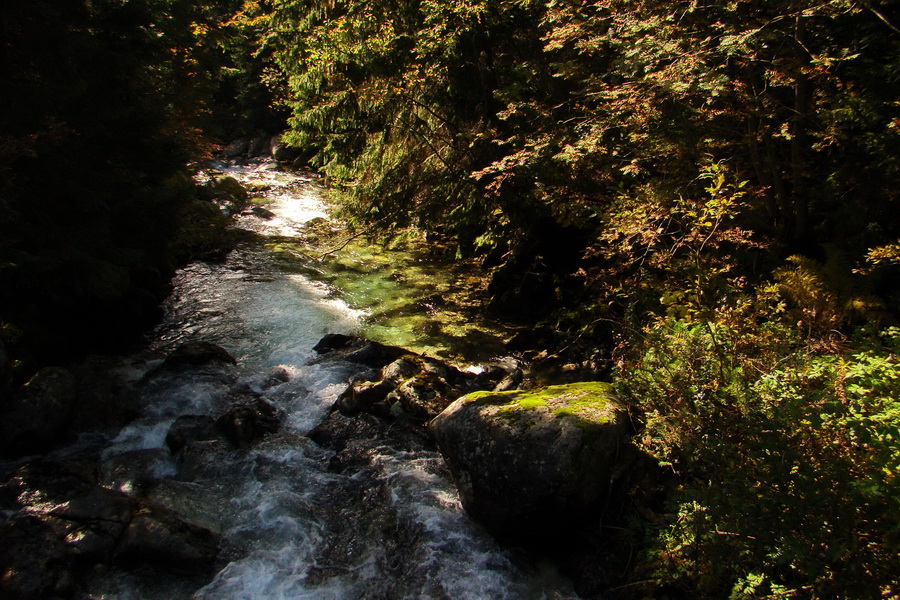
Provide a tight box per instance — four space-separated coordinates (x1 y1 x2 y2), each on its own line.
81 159 579 599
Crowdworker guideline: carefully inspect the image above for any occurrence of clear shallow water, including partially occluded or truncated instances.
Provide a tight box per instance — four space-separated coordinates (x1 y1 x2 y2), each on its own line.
87 160 577 600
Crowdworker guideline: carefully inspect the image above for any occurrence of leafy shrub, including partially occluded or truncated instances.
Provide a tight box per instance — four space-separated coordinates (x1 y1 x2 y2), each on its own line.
619 316 900 599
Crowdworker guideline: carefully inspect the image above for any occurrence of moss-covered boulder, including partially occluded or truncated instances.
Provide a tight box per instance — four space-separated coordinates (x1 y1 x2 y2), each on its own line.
429 382 629 538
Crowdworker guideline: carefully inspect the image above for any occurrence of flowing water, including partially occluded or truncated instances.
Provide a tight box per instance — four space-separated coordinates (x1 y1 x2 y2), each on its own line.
84 160 578 599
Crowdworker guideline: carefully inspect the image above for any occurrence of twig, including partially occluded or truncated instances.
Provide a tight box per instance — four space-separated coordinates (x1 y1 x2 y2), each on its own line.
315 217 387 259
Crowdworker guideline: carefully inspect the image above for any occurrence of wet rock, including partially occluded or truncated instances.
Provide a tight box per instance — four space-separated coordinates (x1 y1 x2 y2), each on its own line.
0 367 77 457
312 334 409 370
0 459 221 589
247 135 272 157
335 379 397 416
166 415 222 455
98 449 175 494
215 398 281 448
265 365 293 388
344 341 409 369
220 138 249 158
69 363 140 433
251 205 276 220
113 505 219 570
174 439 235 481
429 382 629 539
0 516 75 599
161 341 237 370
270 135 301 163
312 333 356 353
308 411 434 473
144 480 232 534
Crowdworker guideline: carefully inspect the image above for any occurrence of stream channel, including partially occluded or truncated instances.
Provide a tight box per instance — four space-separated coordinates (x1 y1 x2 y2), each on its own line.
78 159 580 599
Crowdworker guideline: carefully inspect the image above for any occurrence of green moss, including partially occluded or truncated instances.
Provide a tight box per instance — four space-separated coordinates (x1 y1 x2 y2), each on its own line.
464 382 616 421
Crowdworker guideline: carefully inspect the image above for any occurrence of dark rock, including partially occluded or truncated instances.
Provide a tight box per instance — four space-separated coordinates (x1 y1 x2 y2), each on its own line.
335 379 397 416
429 382 629 540
113 506 219 570
312 333 356 354
0 516 75 599
492 368 523 392
345 342 418 370
69 366 140 433
173 439 235 481
251 205 277 220
265 365 292 388
0 367 77 457
332 351 506 422
308 411 434 473
215 398 281 448
312 335 409 370
144 480 232 534
290 149 317 170
0 339 11 404
205 176 250 214
1 461 132 565
247 135 272 157
385 375 454 420
1 459 220 584
98 449 175 494
166 415 222 455
160 342 237 371
472 364 512 390
380 356 419 381
270 135 301 163
220 138 249 158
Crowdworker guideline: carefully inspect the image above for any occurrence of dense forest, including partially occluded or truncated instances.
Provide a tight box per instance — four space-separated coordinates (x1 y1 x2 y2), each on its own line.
2 0 899 598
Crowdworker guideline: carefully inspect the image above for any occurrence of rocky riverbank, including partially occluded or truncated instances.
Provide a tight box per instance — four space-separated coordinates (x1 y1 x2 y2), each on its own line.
1 333 657 599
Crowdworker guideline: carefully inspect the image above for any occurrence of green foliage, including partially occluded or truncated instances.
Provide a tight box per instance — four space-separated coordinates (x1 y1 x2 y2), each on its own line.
619 314 900 598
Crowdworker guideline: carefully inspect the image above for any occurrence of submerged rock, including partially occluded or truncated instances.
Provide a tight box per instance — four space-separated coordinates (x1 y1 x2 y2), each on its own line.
429 382 629 539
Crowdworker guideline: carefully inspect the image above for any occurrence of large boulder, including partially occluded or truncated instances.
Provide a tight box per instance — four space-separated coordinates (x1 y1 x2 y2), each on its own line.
429 382 629 539
0 366 77 457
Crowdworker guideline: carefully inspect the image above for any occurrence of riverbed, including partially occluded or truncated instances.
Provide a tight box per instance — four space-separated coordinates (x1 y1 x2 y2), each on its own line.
77 159 579 599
